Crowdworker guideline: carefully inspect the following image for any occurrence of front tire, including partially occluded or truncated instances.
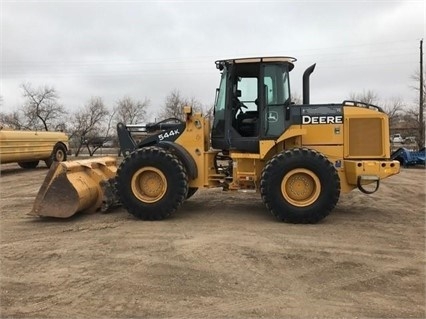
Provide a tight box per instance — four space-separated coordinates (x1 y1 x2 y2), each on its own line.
45 144 67 168
115 146 188 220
260 148 340 224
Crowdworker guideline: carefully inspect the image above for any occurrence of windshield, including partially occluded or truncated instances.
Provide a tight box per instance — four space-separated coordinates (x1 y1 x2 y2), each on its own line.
212 70 227 136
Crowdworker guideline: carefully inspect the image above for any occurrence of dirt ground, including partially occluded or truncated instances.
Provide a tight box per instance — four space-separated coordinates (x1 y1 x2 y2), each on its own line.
0 161 425 318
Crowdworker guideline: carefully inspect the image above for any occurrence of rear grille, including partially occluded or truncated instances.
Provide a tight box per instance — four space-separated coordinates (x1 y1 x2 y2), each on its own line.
348 118 383 157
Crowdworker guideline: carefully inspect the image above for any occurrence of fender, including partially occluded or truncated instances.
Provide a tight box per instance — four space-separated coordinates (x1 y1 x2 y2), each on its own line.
158 141 198 180
259 126 307 159
117 121 186 156
138 122 186 148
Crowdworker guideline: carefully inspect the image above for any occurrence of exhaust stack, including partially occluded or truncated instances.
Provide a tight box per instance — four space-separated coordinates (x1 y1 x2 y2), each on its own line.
303 64 316 105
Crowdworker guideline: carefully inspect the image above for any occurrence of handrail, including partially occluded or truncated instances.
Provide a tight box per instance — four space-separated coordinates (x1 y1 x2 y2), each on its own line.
342 100 385 113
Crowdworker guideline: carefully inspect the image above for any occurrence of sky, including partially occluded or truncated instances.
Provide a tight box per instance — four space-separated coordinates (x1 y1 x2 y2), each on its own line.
1 0 425 122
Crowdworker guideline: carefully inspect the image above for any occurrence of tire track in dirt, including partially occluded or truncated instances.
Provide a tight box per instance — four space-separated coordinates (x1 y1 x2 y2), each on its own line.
0 164 424 318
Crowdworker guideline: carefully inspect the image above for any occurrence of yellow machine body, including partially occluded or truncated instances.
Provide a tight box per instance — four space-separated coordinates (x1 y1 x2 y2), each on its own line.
30 107 399 219
174 106 399 194
29 56 400 222
0 128 69 166
30 157 117 218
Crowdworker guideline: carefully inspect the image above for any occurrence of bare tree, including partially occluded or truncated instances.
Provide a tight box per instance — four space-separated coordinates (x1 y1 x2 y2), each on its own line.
410 70 426 102
203 104 214 125
349 90 379 105
158 90 186 120
84 110 117 157
114 96 149 125
403 108 420 127
158 90 202 120
186 97 203 113
0 111 26 129
20 83 67 131
383 97 404 127
291 91 302 104
69 97 109 156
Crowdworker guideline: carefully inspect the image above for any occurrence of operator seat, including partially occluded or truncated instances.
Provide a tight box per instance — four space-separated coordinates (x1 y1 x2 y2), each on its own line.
237 111 258 137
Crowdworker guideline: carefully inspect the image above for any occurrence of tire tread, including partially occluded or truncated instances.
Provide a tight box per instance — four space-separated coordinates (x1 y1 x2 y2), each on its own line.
116 146 188 220
260 148 340 224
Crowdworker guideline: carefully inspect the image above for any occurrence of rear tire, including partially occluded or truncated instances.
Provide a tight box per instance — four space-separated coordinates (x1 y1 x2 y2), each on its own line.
115 146 188 220
260 148 340 224
18 161 39 169
45 144 67 168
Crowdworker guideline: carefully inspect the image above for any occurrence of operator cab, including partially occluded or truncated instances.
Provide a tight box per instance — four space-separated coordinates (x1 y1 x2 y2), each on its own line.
211 57 295 153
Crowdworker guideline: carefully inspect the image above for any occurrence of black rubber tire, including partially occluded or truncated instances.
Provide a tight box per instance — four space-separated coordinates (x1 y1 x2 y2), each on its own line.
186 187 198 199
18 161 39 169
260 148 340 224
45 144 67 168
115 146 188 220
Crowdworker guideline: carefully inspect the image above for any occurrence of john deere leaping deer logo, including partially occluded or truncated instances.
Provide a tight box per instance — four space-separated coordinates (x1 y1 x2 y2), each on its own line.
267 111 278 122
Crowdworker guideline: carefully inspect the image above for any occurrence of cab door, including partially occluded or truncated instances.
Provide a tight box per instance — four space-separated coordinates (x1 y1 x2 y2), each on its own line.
261 63 292 139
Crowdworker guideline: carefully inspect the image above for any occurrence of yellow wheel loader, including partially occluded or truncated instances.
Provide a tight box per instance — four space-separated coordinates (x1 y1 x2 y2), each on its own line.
31 56 400 223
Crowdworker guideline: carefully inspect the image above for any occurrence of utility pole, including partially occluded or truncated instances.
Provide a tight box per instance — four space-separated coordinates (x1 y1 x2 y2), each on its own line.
420 39 424 148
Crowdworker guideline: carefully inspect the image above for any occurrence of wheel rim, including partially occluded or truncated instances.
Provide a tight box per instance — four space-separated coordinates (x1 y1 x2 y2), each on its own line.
55 149 65 161
131 167 167 203
281 168 321 207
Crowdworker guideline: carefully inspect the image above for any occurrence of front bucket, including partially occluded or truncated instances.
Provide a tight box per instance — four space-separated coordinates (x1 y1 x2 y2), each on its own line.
30 157 118 218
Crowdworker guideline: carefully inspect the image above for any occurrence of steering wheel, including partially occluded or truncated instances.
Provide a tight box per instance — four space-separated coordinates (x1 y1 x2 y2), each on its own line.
233 98 248 113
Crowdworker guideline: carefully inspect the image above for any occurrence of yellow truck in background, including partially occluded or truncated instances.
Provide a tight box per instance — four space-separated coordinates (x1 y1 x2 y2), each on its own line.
0 127 69 169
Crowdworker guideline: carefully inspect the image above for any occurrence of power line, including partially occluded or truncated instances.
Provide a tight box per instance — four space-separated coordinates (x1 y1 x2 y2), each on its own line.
2 39 418 67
